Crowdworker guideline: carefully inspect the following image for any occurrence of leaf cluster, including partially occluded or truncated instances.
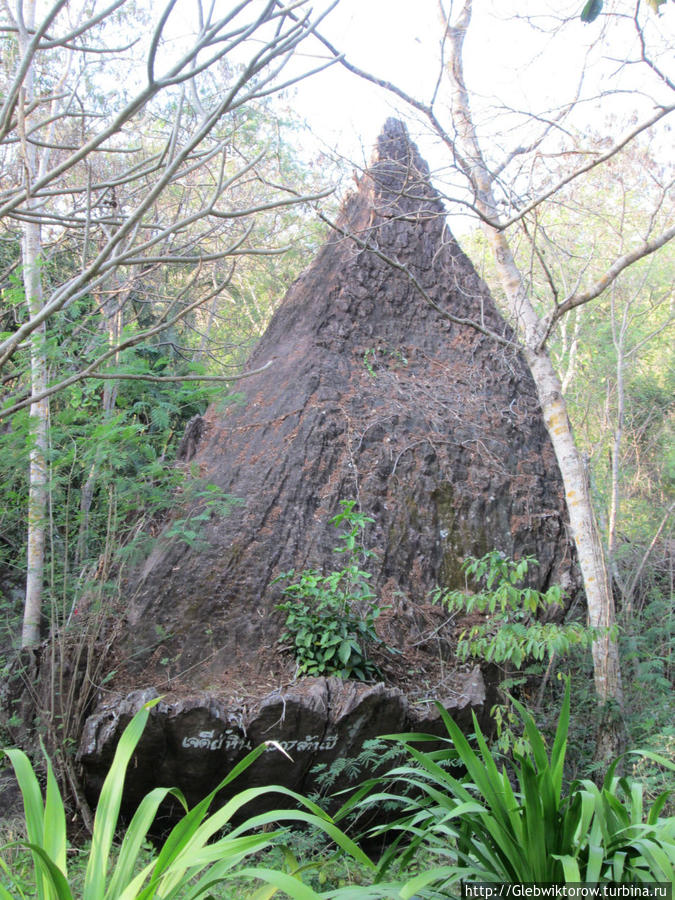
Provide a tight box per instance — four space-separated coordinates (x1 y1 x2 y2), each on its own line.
275 501 393 682
344 681 675 892
432 551 593 669
2 688 673 898
0 701 373 900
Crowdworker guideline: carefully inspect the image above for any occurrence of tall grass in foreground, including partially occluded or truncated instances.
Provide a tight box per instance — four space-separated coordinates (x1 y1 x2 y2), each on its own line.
0 699 374 900
2 686 674 899
346 681 675 894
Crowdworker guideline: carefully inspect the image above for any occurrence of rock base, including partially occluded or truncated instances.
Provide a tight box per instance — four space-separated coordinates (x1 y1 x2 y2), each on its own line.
79 668 487 825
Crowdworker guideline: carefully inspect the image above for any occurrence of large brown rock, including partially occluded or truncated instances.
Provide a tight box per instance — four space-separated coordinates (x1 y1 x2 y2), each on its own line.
79 670 487 824
79 120 577 814
121 118 576 682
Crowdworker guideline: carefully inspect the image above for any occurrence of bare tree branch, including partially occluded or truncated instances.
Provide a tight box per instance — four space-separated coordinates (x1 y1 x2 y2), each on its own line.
540 221 675 347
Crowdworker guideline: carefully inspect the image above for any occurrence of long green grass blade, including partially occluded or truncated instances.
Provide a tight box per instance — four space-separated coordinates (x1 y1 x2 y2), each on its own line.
549 679 571 797
519 761 549 879
2 749 45 846
2 748 48 900
22 843 74 900
647 790 672 824
630 781 644 826
179 835 280 899
114 860 158 900
231 806 375 869
438 708 519 835
104 786 185 900
42 752 67 875
564 789 595 850
144 742 269 888
395 865 466 899
555 854 582 881
83 700 158 900
585 841 604 882
224 866 321 899
631 837 675 881
612 850 627 882
513 706 549 776
629 750 675 772
140 787 208 890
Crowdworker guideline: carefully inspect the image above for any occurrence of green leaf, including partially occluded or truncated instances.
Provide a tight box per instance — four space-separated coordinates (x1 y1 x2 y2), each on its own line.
581 0 603 22
338 640 352 664
84 699 161 900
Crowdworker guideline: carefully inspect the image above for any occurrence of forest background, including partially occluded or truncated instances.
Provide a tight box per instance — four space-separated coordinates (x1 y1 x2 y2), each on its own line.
0 0 673 831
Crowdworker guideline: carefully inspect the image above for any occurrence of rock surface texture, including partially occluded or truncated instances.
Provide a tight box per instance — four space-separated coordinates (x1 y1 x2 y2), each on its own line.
79 671 486 822
123 118 575 677
80 120 577 811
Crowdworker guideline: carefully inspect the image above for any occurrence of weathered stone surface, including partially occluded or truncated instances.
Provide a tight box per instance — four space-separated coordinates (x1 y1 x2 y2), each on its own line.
0 771 22 823
79 119 578 815
119 118 577 684
79 669 486 819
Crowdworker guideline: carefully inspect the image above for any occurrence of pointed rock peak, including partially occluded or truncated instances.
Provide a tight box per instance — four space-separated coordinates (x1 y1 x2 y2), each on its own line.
338 119 444 236
120 117 577 691
373 117 426 172
367 118 442 218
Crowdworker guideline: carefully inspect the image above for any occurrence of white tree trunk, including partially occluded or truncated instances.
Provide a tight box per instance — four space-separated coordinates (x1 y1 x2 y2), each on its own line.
526 350 623 705
20 0 49 648
22 222 49 648
447 0 623 711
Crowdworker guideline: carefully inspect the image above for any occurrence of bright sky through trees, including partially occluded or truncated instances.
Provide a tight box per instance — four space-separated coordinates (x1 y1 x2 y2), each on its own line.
285 0 674 183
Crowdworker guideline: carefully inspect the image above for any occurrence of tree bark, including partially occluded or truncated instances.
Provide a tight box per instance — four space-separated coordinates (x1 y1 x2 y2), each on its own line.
20 0 49 648
22 221 48 648
446 0 624 722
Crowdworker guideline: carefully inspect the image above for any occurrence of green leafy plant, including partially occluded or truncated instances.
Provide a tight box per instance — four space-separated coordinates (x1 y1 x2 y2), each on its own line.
362 346 408 379
343 680 675 893
0 699 374 900
432 551 593 668
275 501 393 681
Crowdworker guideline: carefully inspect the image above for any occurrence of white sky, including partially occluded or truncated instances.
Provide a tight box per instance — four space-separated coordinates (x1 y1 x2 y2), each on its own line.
281 0 675 173
143 0 674 182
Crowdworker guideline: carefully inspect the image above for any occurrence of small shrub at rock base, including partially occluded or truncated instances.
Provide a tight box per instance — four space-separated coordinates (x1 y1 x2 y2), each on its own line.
433 551 597 753
432 551 593 669
275 501 394 681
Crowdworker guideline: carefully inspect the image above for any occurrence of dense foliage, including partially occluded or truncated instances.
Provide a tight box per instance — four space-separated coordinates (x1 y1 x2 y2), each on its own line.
0 0 673 891
350 681 675 891
275 501 394 681
0 701 372 900
431 551 593 669
2 687 673 898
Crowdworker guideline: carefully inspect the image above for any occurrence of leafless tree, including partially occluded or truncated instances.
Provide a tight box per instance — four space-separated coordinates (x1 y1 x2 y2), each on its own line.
312 0 674 753
0 0 339 646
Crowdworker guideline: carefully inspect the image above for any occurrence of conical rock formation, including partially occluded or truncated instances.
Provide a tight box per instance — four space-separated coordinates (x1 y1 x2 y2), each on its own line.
122 119 575 680
79 121 577 813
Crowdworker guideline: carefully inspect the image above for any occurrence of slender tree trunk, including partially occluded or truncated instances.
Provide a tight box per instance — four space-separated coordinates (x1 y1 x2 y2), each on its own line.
446 0 624 729
561 307 582 394
22 220 49 648
608 285 627 602
76 285 121 565
20 0 49 648
526 350 623 707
